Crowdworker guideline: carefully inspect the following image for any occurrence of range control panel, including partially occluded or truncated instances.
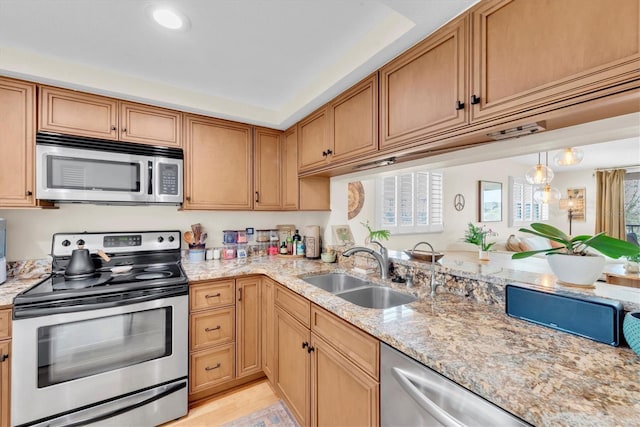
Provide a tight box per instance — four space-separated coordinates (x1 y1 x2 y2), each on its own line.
52 230 181 257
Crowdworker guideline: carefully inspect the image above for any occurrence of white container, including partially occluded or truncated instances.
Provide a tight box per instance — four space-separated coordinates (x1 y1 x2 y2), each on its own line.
188 249 205 262
547 253 605 286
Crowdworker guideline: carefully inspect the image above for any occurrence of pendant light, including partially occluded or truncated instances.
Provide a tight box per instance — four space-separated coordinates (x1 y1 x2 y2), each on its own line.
525 152 554 185
554 147 584 166
533 184 562 203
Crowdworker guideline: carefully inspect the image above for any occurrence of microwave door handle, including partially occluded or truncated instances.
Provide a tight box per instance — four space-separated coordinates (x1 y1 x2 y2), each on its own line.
147 161 153 195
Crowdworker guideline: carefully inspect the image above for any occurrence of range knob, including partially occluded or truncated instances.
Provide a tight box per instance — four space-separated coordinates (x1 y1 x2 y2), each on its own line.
157 236 164 243
168 236 175 242
62 240 71 247
76 239 85 246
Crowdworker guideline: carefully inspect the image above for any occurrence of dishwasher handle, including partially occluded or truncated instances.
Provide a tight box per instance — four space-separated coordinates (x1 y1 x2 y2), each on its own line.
391 367 464 427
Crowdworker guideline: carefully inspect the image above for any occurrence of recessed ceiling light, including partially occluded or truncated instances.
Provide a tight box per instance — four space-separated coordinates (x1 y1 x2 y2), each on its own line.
150 7 190 31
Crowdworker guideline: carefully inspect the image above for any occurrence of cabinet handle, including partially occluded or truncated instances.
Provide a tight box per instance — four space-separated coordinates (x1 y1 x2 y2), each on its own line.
255 191 260 203
455 100 465 110
470 94 481 105
307 346 315 354
238 288 243 301
205 293 221 299
302 341 309 349
0 354 8 362
205 363 221 371
25 190 33 196
111 125 117 131
205 325 221 332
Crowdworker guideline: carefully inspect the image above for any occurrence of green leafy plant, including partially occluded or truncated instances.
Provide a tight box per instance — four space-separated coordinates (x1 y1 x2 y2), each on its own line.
361 220 390 242
624 252 640 263
511 223 640 259
464 223 496 251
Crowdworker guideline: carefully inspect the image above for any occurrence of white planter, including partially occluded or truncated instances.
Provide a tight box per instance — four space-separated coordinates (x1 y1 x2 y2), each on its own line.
625 261 640 273
478 249 490 261
547 253 605 286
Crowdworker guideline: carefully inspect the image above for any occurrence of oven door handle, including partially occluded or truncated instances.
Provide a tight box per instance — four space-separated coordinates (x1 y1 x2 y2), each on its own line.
14 286 188 319
60 380 187 427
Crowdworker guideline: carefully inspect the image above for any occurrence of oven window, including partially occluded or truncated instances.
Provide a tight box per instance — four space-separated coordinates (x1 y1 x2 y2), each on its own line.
47 156 141 192
37 307 172 388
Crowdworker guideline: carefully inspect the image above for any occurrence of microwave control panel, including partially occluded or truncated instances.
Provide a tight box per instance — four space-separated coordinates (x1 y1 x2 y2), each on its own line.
158 163 179 195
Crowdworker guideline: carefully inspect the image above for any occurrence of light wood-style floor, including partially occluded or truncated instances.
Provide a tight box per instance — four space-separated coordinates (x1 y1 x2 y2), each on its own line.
163 379 280 427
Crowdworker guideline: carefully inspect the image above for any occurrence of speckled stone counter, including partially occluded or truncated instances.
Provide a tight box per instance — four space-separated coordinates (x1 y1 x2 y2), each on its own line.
0 259 50 307
182 256 640 427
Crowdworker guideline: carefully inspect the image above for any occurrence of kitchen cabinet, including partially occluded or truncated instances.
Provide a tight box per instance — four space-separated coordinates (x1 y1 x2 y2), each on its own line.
299 74 379 172
236 276 262 378
379 15 467 149
299 177 330 211
0 78 39 208
470 0 640 122
273 284 379 426
253 127 282 210
183 114 253 210
282 126 299 210
38 86 182 147
0 308 11 427
261 277 276 382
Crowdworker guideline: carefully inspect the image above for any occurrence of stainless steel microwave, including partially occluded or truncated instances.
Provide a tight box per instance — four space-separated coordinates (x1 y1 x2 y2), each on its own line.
36 133 183 205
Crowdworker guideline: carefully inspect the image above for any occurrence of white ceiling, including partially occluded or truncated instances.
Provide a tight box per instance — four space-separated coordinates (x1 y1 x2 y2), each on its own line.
0 0 477 129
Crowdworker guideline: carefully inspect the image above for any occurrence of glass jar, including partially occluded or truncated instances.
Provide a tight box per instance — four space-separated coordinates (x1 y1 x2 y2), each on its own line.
236 230 248 244
270 229 279 242
256 229 270 243
222 230 237 244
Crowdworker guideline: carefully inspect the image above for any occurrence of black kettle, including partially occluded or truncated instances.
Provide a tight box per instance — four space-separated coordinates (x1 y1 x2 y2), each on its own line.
65 240 96 278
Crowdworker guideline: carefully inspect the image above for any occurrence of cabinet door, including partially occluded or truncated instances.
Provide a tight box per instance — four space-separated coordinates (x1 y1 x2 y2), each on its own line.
0 78 36 207
471 0 640 121
282 126 299 210
38 86 118 140
262 278 275 382
254 127 282 210
236 277 262 378
380 15 467 149
190 343 235 394
311 334 379 427
329 73 379 163
119 102 182 148
298 106 329 172
183 114 253 210
275 306 310 426
0 341 10 427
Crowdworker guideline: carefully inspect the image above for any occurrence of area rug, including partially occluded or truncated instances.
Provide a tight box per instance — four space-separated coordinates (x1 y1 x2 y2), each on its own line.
220 400 299 427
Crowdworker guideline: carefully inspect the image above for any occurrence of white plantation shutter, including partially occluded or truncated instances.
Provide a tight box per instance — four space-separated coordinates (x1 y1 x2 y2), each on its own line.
509 176 549 226
376 170 444 234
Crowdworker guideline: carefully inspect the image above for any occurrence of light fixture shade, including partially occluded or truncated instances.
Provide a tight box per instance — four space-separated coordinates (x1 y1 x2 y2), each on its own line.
554 147 584 166
533 185 562 204
525 164 554 185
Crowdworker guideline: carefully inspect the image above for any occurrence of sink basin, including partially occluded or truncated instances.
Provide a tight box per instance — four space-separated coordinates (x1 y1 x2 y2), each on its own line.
336 286 417 309
302 273 370 293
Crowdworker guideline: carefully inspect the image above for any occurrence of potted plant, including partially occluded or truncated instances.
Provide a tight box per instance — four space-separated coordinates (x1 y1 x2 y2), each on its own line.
361 220 390 244
463 223 497 260
512 223 640 286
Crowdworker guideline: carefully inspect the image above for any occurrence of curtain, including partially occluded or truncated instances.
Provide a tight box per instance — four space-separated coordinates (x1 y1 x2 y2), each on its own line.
595 169 626 239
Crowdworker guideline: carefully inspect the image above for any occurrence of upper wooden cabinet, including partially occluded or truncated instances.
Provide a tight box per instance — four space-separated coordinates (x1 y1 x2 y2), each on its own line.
380 16 467 149
183 114 253 210
254 127 282 210
39 86 182 147
299 74 379 172
470 0 640 121
0 77 38 207
282 126 299 210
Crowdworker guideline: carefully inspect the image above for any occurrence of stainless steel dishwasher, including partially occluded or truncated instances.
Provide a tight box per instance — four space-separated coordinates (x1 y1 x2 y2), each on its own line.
381 343 530 426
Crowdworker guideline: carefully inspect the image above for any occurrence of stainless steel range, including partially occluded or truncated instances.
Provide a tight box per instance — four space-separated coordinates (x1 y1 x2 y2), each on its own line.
12 230 188 427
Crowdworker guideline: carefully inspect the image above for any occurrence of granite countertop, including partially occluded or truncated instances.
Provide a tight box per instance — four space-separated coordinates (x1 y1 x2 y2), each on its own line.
182 256 640 427
2 255 639 425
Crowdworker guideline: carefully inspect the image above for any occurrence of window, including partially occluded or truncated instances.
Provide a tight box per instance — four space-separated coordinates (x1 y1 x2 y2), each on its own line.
376 170 443 234
508 176 548 226
624 170 640 244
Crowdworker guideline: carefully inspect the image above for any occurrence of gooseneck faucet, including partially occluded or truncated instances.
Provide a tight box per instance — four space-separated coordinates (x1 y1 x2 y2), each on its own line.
342 240 389 279
410 241 441 297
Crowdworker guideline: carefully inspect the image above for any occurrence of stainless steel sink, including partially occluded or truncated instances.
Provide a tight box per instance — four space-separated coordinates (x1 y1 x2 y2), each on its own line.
337 286 417 309
302 273 370 293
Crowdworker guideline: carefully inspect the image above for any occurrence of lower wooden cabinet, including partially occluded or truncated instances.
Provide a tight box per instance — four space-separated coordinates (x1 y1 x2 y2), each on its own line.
261 278 276 382
0 308 11 427
236 277 262 377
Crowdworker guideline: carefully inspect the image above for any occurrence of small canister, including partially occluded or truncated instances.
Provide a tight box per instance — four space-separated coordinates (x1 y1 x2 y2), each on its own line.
256 229 270 243
222 246 236 259
223 230 237 244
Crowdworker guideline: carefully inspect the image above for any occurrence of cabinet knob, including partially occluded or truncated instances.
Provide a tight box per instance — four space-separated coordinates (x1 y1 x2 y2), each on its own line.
455 100 465 110
322 151 327 157
302 341 309 349
186 196 191 202
470 94 481 105
326 149 333 156
1 354 8 362
122 128 127 133
307 346 315 354
111 126 117 131
25 190 33 196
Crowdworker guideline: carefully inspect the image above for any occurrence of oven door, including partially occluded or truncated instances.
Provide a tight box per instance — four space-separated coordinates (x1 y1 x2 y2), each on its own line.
12 292 188 426
36 144 154 203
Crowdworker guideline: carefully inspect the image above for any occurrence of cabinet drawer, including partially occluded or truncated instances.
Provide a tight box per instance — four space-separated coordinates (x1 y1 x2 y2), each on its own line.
275 285 310 327
190 280 235 311
190 307 235 351
0 309 10 340
311 305 379 380
190 343 235 393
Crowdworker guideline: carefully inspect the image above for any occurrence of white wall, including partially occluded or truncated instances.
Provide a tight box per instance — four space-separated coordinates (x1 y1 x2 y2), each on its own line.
0 205 330 261
328 158 598 252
